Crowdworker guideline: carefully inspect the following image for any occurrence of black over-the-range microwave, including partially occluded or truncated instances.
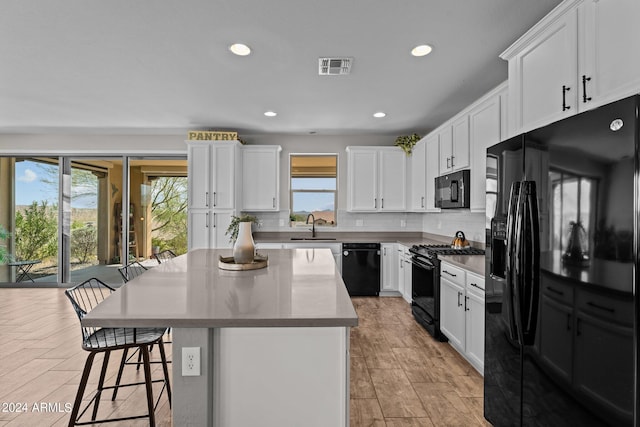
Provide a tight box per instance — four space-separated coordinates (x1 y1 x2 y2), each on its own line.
434 169 470 209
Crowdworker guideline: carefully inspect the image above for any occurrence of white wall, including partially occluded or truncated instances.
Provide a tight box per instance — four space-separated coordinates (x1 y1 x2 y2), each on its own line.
0 134 187 154
422 211 486 244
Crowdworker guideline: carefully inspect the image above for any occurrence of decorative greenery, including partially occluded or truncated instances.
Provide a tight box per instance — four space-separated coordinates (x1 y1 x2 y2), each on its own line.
15 201 58 261
226 214 258 243
394 133 422 155
0 224 11 264
71 226 97 264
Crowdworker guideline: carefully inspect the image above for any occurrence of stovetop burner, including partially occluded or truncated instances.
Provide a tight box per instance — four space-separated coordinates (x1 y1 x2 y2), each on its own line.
410 244 485 257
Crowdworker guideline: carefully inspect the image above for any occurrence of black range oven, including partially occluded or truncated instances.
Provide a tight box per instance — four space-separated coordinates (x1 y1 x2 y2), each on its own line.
409 244 485 341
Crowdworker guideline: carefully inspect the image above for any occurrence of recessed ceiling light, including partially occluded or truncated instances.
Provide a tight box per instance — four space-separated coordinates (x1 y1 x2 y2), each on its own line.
373 112 386 118
411 44 432 57
229 43 251 56
264 111 277 117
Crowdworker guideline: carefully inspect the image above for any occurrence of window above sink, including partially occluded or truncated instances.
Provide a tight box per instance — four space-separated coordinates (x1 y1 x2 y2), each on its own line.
289 154 337 228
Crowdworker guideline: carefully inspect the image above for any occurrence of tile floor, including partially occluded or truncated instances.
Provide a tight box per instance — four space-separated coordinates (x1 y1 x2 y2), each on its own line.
350 297 488 426
0 289 487 426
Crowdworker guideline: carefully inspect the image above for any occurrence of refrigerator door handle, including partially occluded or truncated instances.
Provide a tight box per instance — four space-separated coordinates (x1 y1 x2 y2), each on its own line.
512 183 526 347
521 181 540 346
505 181 521 344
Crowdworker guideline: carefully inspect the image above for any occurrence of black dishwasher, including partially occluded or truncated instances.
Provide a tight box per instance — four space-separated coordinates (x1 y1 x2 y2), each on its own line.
341 243 380 296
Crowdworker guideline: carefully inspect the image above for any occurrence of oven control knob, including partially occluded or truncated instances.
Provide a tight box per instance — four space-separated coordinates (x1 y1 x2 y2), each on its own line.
343 251 349 256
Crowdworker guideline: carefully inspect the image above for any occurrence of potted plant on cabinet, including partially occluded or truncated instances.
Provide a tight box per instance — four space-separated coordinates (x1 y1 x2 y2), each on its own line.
394 133 422 155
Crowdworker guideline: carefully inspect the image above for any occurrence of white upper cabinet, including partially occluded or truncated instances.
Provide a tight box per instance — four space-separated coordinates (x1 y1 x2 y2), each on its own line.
580 0 640 108
502 3 579 133
469 84 506 212
409 140 427 212
346 147 406 212
439 116 470 175
241 145 282 211
188 143 211 210
502 0 640 134
210 143 237 209
378 148 407 211
187 141 240 210
346 148 377 212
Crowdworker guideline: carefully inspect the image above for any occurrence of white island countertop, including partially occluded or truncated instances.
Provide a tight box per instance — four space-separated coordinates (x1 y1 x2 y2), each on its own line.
83 248 358 329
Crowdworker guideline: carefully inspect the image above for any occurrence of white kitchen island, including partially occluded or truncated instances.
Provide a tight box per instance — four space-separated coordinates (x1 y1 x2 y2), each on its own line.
82 248 358 427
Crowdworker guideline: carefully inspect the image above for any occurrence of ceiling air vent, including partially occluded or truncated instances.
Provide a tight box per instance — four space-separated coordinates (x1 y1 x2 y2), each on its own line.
318 57 353 75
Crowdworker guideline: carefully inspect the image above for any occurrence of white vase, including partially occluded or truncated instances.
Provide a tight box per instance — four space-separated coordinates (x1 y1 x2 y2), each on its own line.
233 222 255 264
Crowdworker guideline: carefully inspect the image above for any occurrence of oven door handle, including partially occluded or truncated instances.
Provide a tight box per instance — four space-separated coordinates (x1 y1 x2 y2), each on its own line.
411 256 435 270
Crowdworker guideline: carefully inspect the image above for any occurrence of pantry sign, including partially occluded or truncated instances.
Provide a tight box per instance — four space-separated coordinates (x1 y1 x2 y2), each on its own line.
187 130 238 141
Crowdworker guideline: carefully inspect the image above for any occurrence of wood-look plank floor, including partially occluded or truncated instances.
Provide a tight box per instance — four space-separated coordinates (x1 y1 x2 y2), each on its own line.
0 289 487 426
0 288 171 427
350 297 489 427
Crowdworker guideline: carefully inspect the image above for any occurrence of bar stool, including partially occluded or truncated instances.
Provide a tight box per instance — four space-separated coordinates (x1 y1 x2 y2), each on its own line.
117 260 148 283
154 249 177 264
65 278 171 426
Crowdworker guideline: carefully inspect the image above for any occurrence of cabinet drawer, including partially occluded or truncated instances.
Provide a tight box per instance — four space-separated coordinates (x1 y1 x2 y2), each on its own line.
576 289 633 326
440 262 465 287
541 273 574 306
466 272 485 292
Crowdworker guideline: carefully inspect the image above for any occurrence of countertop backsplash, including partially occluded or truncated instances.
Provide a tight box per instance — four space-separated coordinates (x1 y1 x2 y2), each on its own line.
245 209 486 246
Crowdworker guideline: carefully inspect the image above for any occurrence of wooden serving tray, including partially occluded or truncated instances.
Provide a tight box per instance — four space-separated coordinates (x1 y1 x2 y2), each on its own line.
218 254 268 271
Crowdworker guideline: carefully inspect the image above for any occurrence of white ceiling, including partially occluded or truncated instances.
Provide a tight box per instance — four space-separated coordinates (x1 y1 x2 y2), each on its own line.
0 0 563 137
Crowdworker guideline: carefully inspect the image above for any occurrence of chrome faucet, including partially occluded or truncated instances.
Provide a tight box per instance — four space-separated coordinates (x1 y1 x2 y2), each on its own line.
306 213 316 238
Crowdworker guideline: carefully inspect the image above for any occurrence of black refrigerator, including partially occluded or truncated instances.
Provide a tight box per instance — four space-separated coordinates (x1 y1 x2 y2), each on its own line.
484 95 638 426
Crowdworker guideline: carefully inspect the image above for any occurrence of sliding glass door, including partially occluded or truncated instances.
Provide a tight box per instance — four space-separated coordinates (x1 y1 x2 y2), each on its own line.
0 155 187 286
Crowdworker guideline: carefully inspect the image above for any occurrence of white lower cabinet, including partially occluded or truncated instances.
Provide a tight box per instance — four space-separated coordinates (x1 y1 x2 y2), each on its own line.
439 261 485 374
464 272 485 373
397 245 412 303
381 243 399 294
188 209 234 249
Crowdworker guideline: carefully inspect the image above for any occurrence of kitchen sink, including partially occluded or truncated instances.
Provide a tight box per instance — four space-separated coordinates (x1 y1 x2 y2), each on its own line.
290 237 337 241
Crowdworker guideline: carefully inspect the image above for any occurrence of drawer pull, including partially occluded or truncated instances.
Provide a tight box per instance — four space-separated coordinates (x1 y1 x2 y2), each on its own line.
469 282 483 290
587 301 615 313
547 287 564 296
443 270 457 277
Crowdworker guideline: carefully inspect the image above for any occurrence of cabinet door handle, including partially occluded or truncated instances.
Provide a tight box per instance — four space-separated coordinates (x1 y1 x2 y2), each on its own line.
421 196 425 208
213 191 217 207
206 212 209 228
381 198 384 209
587 301 615 313
443 270 457 277
469 282 482 290
272 197 276 208
465 295 469 311
213 213 216 228
374 198 377 209
451 155 455 168
562 85 571 111
457 291 462 307
582 75 592 103
383 247 387 256
446 157 450 169
566 313 572 331
205 191 209 207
